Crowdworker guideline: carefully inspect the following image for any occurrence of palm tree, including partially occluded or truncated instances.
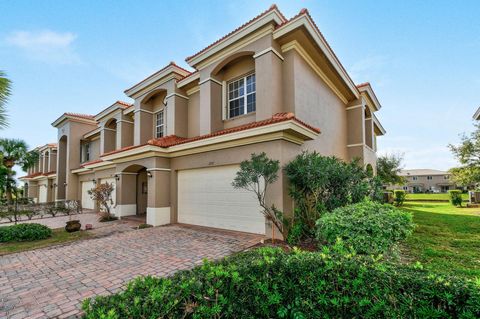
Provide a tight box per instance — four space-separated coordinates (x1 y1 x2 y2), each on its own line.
0 139 38 203
0 71 11 129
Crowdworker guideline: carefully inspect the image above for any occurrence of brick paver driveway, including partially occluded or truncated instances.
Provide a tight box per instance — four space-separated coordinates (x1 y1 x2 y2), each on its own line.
0 225 262 318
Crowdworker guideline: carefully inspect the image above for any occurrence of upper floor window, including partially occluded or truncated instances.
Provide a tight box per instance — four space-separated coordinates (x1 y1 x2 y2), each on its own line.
444 175 450 180
227 73 255 118
155 110 165 138
412 176 418 181
81 142 90 163
427 176 432 180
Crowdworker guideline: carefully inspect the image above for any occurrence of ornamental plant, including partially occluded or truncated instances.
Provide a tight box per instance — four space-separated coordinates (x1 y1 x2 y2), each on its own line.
88 182 115 220
393 189 406 206
316 200 415 255
0 223 52 242
449 190 463 207
83 246 480 319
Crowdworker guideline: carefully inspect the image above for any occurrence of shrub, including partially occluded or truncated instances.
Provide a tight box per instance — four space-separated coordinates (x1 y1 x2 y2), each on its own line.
0 223 52 242
83 246 480 319
316 201 415 255
138 223 152 229
449 190 463 207
393 189 406 206
283 152 380 242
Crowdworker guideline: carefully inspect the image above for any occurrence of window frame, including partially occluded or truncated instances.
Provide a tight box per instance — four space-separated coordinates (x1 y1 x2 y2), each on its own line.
225 72 256 119
154 109 165 139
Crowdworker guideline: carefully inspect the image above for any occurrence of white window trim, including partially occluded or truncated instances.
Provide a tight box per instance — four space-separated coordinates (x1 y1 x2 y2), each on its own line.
154 109 166 138
224 72 256 120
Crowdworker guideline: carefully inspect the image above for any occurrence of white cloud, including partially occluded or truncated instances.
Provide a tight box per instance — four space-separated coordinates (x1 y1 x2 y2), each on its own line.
5 30 81 64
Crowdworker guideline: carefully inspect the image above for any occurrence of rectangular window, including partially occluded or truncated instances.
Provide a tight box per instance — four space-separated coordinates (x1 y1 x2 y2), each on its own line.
412 176 418 181
427 176 432 180
444 175 450 180
227 73 255 118
155 110 165 138
85 143 90 162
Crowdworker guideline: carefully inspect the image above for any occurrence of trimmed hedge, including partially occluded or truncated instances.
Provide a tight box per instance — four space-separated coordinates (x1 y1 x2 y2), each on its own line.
394 189 407 206
83 246 480 319
316 201 415 255
0 223 52 242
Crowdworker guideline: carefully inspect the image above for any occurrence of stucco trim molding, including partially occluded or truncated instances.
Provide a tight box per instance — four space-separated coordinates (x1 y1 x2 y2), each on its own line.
280 40 348 104
165 92 189 100
347 143 364 148
146 207 171 226
146 168 171 172
198 77 223 86
253 47 284 61
115 172 138 175
346 104 364 111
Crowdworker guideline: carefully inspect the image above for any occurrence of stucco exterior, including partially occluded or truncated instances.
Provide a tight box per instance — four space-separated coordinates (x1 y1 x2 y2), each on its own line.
22 5 385 236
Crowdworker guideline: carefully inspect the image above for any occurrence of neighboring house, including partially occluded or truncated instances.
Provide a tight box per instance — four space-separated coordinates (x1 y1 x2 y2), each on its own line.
19 143 57 203
21 5 385 236
389 169 454 193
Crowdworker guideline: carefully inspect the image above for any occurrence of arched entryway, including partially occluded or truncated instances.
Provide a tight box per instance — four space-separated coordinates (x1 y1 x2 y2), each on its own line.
116 164 148 217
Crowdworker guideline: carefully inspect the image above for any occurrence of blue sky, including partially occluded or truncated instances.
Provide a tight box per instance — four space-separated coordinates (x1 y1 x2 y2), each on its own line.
1 0 479 171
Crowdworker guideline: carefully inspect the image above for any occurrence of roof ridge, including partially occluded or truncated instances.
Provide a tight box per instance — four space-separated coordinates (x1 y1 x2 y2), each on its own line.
185 4 286 62
64 112 95 119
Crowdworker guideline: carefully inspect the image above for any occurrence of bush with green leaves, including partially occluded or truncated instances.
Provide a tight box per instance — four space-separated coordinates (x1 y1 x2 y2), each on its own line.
0 223 52 242
283 152 381 242
83 245 480 319
393 189 406 206
316 200 415 255
449 190 463 207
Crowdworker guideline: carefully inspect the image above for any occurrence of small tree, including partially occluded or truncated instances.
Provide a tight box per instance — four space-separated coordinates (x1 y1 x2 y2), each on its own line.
393 190 406 207
232 153 285 241
376 153 406 186
449 190 463 207
449 123 480 187
88 182 115 220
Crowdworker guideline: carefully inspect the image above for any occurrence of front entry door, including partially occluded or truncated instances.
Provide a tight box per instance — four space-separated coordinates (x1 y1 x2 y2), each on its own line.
136 169 148 215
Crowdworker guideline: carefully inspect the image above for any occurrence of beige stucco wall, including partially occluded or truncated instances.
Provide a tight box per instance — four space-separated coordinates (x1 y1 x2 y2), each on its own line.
187 91 200 137
286 50 348 159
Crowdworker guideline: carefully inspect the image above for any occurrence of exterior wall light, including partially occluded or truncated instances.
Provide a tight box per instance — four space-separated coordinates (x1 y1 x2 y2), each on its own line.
147 171 153 178
114 174 120 181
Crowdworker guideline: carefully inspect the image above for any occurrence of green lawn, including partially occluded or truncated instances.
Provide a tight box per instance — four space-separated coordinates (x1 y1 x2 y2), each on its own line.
0 228 90 255
401 201 480 279
405 193 469 201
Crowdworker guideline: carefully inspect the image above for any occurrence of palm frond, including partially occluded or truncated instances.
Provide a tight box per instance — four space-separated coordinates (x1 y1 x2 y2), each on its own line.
0 70 11 129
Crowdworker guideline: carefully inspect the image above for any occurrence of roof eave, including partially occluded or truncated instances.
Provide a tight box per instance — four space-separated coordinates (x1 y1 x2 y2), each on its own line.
273 13 359 100
185 9 286 68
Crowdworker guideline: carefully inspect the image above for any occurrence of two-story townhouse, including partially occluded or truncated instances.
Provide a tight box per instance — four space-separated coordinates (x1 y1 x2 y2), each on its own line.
389 169 455 193
19 143 57 203
48 5 385 237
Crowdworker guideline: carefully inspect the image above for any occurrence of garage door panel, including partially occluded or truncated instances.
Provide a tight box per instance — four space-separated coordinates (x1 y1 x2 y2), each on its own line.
178 165 265 234
81 181 95 210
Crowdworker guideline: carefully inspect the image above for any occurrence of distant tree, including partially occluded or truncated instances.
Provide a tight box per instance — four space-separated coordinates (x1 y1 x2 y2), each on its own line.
0 71 11 129
376 153 405 185
0 139 38 203
449 123 480 187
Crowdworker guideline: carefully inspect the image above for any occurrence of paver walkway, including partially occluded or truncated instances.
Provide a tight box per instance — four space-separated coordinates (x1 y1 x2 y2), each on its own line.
0 225 262 318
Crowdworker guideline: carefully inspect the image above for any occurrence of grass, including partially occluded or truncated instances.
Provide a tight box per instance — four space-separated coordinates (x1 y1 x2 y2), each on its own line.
401 201 480 279
0 228 90 255
405 193 469 201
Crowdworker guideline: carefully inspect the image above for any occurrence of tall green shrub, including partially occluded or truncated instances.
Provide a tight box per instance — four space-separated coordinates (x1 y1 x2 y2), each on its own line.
83 247 480 319
316 200 415 255
449 190 463 207
393 189 406 206
283 152 379 241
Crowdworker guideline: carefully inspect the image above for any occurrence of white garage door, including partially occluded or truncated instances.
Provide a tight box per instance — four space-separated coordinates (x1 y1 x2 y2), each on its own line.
100 178 116 215
178 165 265 234
38 185 47 203
81 181 95 210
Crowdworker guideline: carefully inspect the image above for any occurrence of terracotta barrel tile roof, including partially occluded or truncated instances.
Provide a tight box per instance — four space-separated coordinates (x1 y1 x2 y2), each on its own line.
147 112 320 148
116 100 133 108
101 144 145 157
79 159 104 168
64 113 95 120
19 172 44 179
